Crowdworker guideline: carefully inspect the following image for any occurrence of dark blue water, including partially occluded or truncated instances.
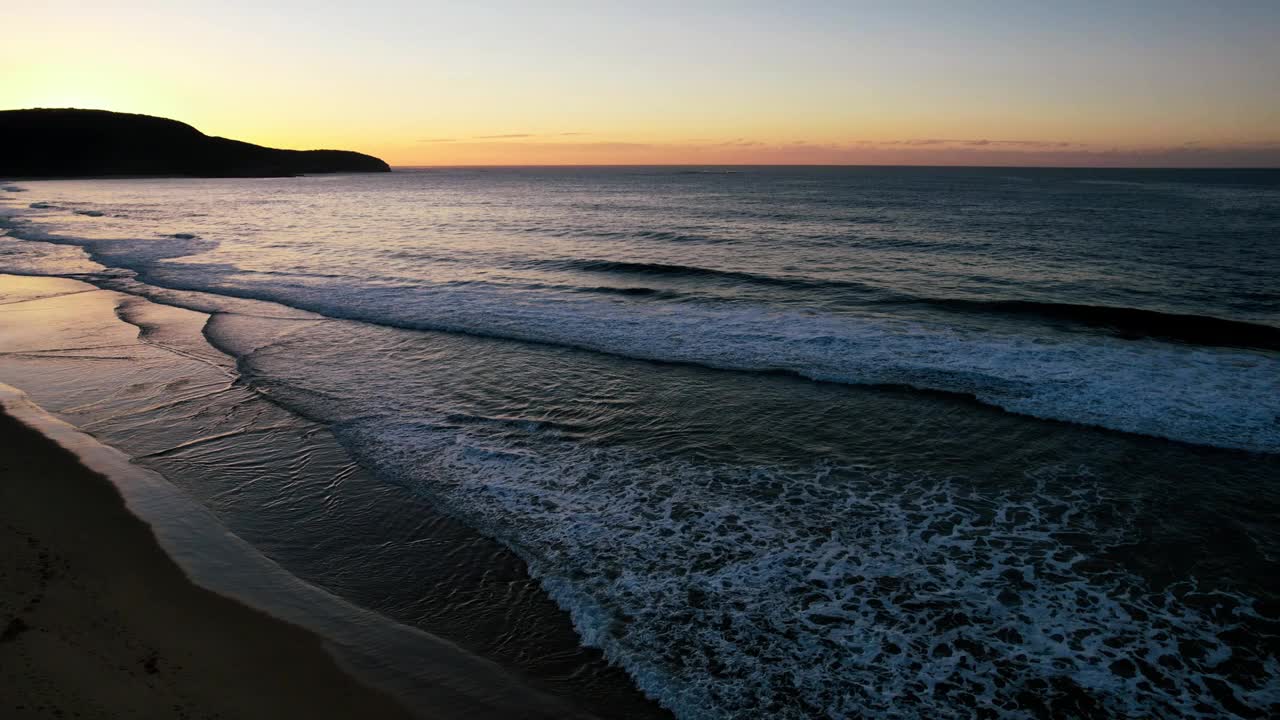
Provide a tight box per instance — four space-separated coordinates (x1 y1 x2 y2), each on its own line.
2 167 1278 718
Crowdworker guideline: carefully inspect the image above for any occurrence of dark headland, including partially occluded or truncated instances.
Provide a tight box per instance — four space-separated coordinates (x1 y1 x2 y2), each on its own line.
0 108 391 177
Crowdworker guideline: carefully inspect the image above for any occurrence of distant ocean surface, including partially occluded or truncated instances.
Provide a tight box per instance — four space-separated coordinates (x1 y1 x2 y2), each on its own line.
2 167 1278 718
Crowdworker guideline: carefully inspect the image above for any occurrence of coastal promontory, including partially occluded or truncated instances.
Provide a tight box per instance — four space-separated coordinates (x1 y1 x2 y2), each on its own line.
0 109 391 177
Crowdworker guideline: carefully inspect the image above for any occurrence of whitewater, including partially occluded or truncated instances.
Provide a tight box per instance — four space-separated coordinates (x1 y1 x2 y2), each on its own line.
2 167 1277 718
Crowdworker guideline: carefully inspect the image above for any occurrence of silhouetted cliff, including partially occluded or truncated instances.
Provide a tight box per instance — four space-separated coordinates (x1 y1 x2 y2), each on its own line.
0 109 391 177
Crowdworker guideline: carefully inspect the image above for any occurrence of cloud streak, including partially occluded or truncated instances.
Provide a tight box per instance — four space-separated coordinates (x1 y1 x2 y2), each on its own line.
872 138 1084 148
420 131 593 143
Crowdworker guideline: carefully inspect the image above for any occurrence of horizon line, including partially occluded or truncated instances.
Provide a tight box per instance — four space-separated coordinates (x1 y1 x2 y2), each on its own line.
389 163 1280 170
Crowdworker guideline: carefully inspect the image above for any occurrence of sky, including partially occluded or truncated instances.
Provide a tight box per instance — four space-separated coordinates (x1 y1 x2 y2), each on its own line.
4 1 1279 166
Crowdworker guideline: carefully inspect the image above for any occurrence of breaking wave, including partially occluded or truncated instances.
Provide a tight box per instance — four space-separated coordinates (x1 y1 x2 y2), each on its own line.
339 421 1280 719
0 209 1276 453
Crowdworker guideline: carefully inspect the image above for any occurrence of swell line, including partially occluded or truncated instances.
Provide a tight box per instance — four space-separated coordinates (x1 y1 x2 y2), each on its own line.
3 219 1279 454
887 297 1280 351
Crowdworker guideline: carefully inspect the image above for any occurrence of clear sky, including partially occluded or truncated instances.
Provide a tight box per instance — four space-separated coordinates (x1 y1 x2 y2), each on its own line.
5 1 1279 166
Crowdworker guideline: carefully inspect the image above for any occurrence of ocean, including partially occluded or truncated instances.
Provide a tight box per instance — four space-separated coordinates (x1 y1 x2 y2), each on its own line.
1 167 1278 718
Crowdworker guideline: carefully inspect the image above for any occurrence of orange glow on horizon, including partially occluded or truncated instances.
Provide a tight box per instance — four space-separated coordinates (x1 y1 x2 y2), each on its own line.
4 2 1278 168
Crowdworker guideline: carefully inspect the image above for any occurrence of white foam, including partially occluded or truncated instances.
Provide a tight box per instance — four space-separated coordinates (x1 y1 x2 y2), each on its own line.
0 383 585 720
0 222 105 276
2 190 1278 454
339 421 1280 719
5 211 1279 453
175 276 1280 454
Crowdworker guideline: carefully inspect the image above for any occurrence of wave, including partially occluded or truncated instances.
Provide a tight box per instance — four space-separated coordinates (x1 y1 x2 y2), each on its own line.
3 219 1278 454
529 257 886 295
335 420 1280 719
534 259 1280 349
576 285 686 300
513 225 743 246
126 274 1280 453
552 258 775 281
631 229 736 244
902 298 1280 351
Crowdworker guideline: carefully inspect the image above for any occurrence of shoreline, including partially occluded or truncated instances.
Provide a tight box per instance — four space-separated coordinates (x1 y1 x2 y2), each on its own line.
0 397 413 719
0 382 599 719
0 270 637 719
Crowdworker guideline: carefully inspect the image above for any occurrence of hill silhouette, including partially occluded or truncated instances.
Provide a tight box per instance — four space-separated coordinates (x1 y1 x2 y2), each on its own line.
0 109 391 177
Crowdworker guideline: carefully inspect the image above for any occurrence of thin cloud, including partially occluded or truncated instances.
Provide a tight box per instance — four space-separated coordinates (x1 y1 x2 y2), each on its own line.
871 138 1082 148
554 141 653 150
962 139 1083 148
878 138 952 146
422 132 592 143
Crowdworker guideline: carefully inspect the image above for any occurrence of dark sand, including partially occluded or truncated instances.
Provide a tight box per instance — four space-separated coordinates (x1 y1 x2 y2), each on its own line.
0 409 413 720
0 273 624 720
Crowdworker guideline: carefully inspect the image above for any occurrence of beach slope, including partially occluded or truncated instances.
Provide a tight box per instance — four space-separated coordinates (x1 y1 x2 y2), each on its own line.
0 409 412 720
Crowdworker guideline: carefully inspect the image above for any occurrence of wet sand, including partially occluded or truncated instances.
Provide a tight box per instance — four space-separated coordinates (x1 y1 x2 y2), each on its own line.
0 408 414 720
0 272 650 720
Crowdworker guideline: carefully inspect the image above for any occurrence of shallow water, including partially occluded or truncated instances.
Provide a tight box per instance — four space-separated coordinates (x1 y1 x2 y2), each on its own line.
2 168 1278 718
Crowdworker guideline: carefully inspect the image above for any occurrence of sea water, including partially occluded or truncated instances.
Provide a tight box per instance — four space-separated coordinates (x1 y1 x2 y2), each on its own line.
2 167 1277 718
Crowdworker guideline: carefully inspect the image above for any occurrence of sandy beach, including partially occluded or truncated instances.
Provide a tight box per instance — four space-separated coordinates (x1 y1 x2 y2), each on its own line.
0 272 644 720
0 407 416 720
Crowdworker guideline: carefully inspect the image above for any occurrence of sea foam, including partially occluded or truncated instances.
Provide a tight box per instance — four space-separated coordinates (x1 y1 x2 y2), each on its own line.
339 420 1279 719
119 271 1280 454
1 195 1278 454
